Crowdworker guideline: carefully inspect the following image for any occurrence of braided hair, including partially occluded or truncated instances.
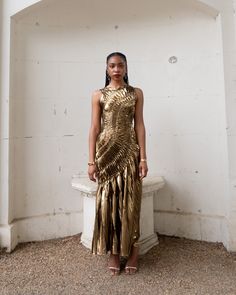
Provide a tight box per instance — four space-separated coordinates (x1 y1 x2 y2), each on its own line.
105 52 129 86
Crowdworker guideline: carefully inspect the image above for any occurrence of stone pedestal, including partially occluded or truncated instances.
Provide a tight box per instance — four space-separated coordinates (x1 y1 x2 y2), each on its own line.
71 175 165 255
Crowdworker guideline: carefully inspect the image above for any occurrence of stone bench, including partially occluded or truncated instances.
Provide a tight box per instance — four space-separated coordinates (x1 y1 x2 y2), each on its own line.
71 175 165 255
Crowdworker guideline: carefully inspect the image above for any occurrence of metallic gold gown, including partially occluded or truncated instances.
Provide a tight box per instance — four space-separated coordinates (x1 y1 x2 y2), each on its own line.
91 84 142 257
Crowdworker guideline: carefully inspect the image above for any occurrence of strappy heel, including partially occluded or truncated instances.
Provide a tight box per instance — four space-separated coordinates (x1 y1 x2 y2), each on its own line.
125 265 138 274
108 266 120 275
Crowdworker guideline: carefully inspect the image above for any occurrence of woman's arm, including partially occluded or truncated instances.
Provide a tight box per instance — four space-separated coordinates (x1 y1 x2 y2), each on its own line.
134 87 148 179
88 90 102 181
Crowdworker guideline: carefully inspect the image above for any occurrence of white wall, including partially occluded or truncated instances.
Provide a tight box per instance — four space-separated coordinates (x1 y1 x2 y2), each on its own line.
1 0 236 252
0 0 3 229
10 0 227 242
0 0 11 232
223 0 236 250
150 9 229 242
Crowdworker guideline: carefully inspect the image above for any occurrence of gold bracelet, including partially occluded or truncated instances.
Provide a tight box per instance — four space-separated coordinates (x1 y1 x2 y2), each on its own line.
88 161 95 166
140 158 147 162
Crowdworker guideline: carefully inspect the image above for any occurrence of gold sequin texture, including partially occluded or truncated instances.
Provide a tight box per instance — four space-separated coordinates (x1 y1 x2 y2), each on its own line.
91 85 142 257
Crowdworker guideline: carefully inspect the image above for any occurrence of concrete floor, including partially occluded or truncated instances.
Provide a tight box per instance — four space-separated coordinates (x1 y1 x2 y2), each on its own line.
0 234 236 295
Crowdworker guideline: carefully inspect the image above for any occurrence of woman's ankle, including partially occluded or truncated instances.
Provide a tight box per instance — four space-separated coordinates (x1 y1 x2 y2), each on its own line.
130 246 139 257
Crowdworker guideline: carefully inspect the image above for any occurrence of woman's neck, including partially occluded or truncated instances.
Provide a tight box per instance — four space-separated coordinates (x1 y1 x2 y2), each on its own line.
108 82 127 89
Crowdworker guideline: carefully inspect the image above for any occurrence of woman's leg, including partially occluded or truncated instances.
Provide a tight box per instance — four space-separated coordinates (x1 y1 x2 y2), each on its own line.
125 245 139 274
108 253 120 275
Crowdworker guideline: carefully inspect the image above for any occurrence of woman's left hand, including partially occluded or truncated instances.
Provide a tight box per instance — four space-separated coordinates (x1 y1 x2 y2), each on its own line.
139 161 148 179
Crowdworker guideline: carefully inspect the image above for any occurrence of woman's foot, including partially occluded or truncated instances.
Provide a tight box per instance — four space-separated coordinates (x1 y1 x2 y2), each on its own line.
108 254 120 275
125 245 139 274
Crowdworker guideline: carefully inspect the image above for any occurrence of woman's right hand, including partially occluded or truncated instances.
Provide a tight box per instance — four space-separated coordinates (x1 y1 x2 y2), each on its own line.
88 164 98 182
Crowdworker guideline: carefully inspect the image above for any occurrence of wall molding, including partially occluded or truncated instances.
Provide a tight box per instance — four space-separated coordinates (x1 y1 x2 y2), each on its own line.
154 210 228 250
0 210 83 252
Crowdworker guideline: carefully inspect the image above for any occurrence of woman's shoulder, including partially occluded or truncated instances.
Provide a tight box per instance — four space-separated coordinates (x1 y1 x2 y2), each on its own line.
92 88 103 95
130 86 144 99
92 86 108 97
132 86 143 94
128 86 144 104
91 89 103 104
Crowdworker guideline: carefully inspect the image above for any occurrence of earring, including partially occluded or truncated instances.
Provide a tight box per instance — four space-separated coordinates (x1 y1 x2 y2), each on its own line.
124 73 128 81
106 71 111 81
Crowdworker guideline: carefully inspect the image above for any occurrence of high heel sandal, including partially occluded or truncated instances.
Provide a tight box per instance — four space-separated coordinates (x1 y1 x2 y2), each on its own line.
125 265 138 274
108 266 120 275
125 244 139 274
108 254 120 275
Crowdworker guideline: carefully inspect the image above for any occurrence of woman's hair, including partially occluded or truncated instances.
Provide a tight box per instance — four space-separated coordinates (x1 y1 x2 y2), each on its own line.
105 52 129 86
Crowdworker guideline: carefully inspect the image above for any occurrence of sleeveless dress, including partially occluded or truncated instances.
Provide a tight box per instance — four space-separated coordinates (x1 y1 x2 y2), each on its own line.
91 84 142 257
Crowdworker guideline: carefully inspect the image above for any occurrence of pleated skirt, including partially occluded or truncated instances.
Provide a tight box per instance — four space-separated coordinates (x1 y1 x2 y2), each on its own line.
91 156 142 257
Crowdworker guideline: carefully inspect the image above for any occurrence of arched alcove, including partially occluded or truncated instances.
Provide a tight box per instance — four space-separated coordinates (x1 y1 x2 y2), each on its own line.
9 0 220 18
9 0 229 246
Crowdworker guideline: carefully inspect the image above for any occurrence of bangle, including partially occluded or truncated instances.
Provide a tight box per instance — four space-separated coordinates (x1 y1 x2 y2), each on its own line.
88 161 95 166
140 158 147 162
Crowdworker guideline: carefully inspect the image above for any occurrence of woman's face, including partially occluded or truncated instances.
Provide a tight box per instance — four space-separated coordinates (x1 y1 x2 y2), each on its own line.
106 55 127 82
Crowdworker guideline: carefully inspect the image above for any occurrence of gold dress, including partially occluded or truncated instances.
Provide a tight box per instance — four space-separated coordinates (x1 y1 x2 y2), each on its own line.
91 84 142 257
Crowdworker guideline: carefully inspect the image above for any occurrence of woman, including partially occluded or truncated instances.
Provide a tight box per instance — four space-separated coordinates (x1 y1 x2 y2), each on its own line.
88 52 148 275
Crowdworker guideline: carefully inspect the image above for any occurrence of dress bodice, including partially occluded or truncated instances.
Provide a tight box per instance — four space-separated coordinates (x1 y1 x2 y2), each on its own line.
95 84 140 182
100 85 136 133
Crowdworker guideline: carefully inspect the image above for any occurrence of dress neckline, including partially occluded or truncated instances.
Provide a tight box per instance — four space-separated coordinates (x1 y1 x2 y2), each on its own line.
105 84 128 91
